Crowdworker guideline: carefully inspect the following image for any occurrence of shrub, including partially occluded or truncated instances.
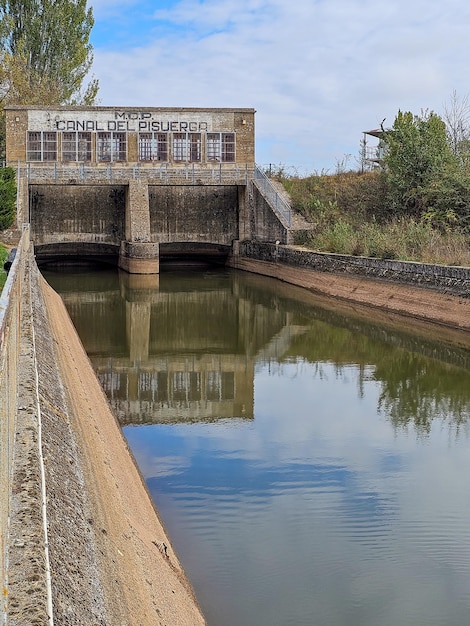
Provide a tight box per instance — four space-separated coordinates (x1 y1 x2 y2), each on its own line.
0 167 16 230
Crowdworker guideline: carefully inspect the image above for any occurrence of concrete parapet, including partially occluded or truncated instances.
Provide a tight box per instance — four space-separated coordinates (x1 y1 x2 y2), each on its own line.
0 227 30 618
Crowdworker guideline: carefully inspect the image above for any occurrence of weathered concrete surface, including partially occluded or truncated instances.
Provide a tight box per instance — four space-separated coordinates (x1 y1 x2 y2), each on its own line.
3 244 206 625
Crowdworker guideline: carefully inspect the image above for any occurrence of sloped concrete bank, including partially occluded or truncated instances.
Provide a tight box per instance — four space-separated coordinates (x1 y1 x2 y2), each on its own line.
228 242 470 332
4 247 206 625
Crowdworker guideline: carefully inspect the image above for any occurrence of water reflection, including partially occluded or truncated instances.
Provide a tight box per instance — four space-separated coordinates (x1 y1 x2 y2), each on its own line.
45 267 470 436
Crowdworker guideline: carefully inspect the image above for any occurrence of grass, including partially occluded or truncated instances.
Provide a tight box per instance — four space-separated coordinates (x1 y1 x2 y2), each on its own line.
273 169 470 267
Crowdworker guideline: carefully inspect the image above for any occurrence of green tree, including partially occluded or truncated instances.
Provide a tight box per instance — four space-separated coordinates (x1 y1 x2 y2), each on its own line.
0 0 98 105
382 110 457 217
0 166 16 229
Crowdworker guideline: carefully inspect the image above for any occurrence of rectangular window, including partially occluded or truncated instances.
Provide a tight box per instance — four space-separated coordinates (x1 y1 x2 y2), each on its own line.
189 133 201 162
173 133 188 162
97 132 126 162
138 132 168 161
97 132 111 161
77 132 92 161
221 133 235 162
61 132 91 161
207 133 221 162
207 133 236 162
27 132 42 161
27 131 57 161
172 133 202 162
43 132 57 161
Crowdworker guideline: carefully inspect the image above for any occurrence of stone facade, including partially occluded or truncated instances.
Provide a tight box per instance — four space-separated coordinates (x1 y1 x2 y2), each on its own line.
5 106 255 167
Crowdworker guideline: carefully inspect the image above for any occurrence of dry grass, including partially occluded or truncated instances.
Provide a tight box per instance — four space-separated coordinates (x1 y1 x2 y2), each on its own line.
274 170 470 267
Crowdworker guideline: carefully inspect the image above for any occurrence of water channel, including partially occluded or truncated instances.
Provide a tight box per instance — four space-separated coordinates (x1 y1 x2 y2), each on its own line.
44 266 470 626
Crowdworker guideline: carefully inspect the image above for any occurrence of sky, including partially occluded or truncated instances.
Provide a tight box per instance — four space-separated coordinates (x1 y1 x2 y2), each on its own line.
88 0 470 174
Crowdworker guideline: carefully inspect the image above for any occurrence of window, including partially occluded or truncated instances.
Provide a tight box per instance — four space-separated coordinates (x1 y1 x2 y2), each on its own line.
27 131 57 161
207 133 235 163
62 132 92 161
207 133 221 162
221 133 235 162
173 133 187 162
27 132 42 161
97 132 127 162
206 133 235 162
172 133 201 162
189 134 201 162
138 132 168 162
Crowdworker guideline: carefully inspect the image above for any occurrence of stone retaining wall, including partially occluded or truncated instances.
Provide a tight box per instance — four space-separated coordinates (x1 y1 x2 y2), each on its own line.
237 241 470 298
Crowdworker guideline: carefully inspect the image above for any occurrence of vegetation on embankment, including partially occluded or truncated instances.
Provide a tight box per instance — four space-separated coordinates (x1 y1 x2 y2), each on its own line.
274 107 470 267
0 243 7 291
275 169 470 266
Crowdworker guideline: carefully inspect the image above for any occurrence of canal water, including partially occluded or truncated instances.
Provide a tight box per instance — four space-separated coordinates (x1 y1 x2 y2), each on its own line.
44 266 470 626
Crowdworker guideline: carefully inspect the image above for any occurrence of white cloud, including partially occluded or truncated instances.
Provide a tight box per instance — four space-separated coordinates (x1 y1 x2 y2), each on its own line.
90 0 470 171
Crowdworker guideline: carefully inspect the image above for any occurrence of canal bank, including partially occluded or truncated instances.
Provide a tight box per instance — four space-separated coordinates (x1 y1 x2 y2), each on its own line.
228 242 470 333
2 240 206 624
2 232 469 624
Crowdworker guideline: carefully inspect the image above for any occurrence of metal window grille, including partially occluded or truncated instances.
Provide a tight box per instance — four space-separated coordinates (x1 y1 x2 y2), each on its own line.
173 133 188 162
139 133 153 161
112 132 127 161
62 132 77 161
138 132 168 161
97 132 126 162
222 133 235 162
27 132 42 161
207 133 221 161
189 133 201 162
97 132 112 161
77 132 92 161
43 132 57 161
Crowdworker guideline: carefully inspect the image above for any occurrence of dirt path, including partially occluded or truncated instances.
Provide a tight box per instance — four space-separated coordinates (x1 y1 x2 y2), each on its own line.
41 277 206 625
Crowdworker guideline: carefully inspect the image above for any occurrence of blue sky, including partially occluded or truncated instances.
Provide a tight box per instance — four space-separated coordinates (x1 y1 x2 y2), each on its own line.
89 0 470 173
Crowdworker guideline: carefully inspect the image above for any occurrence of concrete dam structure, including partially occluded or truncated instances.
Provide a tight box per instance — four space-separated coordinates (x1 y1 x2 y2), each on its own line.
5 105 293 273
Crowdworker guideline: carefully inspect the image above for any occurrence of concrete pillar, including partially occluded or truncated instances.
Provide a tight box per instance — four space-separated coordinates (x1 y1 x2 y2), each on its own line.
119 179 159 273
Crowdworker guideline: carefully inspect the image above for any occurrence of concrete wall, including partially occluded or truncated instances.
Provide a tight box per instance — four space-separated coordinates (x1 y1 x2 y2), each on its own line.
248 181 290 244
149 184 240 244
236 240 470 297
29 184 126 247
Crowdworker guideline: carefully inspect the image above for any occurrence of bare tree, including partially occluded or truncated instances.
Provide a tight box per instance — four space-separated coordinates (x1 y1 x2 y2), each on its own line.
443 90 470 163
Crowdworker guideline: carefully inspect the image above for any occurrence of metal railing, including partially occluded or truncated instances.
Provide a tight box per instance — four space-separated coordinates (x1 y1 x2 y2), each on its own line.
17 161 292 228
253 165 291 227
22 162 255 186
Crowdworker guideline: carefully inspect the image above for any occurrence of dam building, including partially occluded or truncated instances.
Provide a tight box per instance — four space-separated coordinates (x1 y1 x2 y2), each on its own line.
5 105 292 272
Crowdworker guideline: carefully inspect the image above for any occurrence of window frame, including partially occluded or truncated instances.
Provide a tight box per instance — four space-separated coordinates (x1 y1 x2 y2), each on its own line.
97 131 127 162
27 131 57 161
138 132 168 162
61 131 92 162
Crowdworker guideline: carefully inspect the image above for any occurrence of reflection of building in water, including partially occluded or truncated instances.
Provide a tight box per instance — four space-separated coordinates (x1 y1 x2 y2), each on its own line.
59 271 308 424
95 353 254 424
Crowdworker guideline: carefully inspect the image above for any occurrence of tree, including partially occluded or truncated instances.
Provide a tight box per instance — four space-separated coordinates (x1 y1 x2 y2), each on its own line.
0 166 16 230
382 110 457 216
443 90 470 166
0 0 98 105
